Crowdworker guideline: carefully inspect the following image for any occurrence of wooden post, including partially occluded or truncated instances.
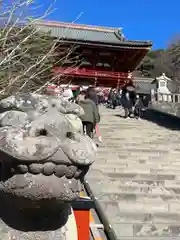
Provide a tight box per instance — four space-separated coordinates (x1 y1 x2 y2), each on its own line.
72 195 94 240
74 209 90 240
94 72 98 87
117 73 120 89
64 208 78 240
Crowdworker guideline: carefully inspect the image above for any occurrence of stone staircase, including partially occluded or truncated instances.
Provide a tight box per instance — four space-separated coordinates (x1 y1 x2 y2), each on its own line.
87 106 180 239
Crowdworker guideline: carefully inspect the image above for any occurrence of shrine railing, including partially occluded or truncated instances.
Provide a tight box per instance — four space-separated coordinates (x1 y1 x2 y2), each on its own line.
152 93 180 103
53 67 132 79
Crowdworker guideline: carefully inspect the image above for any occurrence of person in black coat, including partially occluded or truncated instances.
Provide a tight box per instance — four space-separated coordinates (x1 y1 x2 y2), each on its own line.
78 90 100 138
134 95 144 119
121 89 133 118
85 87 101 133
111 89 118 109
86 87 98 106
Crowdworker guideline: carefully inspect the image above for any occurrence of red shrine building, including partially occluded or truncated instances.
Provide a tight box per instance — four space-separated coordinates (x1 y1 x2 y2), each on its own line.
34 20 152 88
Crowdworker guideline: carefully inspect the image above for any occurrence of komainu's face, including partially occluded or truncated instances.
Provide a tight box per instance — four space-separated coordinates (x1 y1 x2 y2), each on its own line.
0 94 97 202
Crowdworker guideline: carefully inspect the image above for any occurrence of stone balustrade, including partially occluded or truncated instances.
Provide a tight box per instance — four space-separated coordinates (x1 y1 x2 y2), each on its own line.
148 92 180 121
152 92 180 103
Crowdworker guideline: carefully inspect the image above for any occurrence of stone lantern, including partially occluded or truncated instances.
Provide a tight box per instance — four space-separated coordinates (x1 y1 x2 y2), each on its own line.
156 73 172 101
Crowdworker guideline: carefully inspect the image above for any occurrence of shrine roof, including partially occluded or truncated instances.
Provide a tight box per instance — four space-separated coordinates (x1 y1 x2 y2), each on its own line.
34 20 152 48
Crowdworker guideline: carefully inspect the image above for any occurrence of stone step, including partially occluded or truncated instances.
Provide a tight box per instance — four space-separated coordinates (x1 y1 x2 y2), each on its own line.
87 182 180 209
87 174 165 185
99 149 171 155
89 168 176 182
102 129 168 133
98 200 180 223
92 165 180 177
97 155 180 162
87 175 180 192
110 237 180 240
95 158 178 165
91 189 180 202
87 181 180 215
87 178 180 192
112 222 180 238
98 150 169 157
89 106 180 239
93 159 152 165
89 168 177 181
90 176 180 187
92 163 180 172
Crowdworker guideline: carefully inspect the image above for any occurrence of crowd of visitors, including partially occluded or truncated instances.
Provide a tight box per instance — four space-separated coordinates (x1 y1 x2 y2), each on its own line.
46 84 147 144
99 86 146 119
120 87 145 119
74 85 146 145
46 84 102 142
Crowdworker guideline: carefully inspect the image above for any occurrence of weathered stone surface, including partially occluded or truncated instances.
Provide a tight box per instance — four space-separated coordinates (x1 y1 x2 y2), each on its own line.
87 106 180 239
134 223 180 237
0 93 96 239
0 93 84 117
112 223 134 237
61 101 84 116
0 111 28 127
28 109 75 138
61 133 96 165
65 113 83 133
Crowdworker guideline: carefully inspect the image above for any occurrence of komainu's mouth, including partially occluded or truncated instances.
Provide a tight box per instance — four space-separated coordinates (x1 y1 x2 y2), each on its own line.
10 161 89 180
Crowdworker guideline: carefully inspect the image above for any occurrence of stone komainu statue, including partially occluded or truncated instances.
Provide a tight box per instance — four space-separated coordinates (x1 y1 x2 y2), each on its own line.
0 93 97 239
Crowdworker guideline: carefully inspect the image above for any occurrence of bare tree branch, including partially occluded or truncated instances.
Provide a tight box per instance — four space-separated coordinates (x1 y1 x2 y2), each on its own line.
0 0 81 99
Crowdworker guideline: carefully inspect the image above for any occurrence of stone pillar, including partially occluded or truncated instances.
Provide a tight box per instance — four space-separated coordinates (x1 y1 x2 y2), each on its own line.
64 208 78 240
150 89 155 102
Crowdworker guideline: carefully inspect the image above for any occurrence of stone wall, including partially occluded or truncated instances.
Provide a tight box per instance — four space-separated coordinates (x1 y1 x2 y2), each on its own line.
150 102 180 118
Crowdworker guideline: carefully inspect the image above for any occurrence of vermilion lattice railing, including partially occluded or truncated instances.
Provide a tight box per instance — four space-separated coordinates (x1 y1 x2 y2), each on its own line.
53 67 132 79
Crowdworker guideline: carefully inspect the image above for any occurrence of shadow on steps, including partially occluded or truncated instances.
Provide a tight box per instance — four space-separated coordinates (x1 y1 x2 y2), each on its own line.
142 109 180 131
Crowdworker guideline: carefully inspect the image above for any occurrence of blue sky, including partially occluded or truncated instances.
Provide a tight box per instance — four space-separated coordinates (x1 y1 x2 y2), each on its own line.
37 0 180 49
